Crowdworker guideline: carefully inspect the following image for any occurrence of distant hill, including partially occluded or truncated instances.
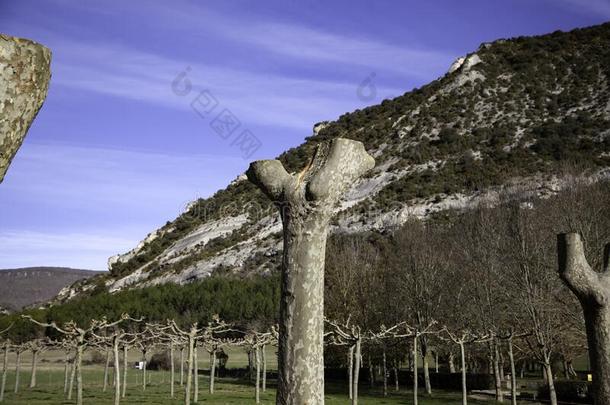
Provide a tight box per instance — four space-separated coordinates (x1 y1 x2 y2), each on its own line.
0 267 103 311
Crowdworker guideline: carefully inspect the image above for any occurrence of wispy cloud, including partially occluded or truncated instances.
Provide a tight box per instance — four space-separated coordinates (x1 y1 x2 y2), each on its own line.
0 231 133 270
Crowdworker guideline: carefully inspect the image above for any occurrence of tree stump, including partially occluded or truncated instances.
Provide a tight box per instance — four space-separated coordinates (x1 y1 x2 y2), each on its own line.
0 34 51 183
247 138 375 405
558 233 610 405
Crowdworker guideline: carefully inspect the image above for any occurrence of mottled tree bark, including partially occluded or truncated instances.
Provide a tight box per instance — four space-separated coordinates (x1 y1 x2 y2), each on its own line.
255 347 261 404
13 350 20 393
112 337 121 405
209 349 216 394
193 344 199 403
0 34 51 183
262 345 267 392
352 339 361 405
348 345 354 399
558 233 610 405
67 356 76 399
180 347 184 386
459 342 467 405
493 341 504 403
449 352 456 373
247 138 374 405
507 338 517 405
28 349 38 388
413 335 419 405
0 343 8 402
121 346 128 398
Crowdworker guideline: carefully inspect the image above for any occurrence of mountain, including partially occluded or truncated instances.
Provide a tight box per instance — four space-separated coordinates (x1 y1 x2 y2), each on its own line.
58 22 610 300
0 267 102 310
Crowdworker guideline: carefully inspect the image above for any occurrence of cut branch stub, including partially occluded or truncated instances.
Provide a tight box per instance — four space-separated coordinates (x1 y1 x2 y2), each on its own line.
557 232 610 405
247 138 374 405
0 34 51 183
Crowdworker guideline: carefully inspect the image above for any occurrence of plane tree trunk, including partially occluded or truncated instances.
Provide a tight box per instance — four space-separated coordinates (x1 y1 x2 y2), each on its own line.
246 138 374 405
0 34 51 183
558 233 610 405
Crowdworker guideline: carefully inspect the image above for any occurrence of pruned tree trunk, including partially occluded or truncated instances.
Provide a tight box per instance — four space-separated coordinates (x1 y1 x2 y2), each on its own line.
382 348 388 397
63 354 70 395
103 348 110 392
0 34 51 183
185 335 194 405
29 349 38 388
68 356 76 399
368 354 374 388
193 344 199 403
423 352 432 394
209 350 216 395
0 343 8 402
255 346 261 404
413 335 419 405
141 350 147 391
75 344 84 405
352 339 361 405
507 338 517 405
543 361 558 405
460 342 467 405
13 350 21 394
394 359 399 392
449 352 456 373
113 338 121 405
170 342 175 398
180 347 184 386
435 351 439 373
247 138 374 405
262 345 267 392
348 345 354 399
493 341 504 403
558 233 610 405
121 346 128 398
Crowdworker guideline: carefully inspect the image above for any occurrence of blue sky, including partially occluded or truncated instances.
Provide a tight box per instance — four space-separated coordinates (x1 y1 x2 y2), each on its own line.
0 0 607 270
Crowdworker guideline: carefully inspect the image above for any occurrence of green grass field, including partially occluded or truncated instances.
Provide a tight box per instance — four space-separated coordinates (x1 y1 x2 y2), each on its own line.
0 349 522 404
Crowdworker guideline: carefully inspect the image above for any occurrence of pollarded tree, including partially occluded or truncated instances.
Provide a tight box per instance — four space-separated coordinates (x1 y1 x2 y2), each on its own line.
247 138 374 405
239 329 276 404
558 233 610 404
23 314 128 405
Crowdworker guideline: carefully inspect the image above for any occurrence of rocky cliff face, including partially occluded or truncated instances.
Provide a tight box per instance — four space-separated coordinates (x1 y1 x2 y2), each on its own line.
0 34 51 183
58 23 610 300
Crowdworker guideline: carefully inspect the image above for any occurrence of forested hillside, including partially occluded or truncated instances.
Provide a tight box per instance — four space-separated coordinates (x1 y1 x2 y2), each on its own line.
59 22 610 299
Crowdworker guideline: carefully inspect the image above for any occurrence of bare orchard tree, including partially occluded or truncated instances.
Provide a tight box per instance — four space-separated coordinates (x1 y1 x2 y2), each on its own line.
558 233 610 404
239 329 276 404
26 338 51 389
0 339 12 402
23 314 128 405
442 330 491 405
247 138 374 405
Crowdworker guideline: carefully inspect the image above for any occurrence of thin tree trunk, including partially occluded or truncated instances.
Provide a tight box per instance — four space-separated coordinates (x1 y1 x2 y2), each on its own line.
382 348 388 397
353 339 361 405
63 353 70 395
460 342 467 405
255 346 261 404
113 339 121 405
394 359 399 392
68 355 76 400
193 345 198 403
508 338 517 405
493 341 504 403
544 361 558 405
368 354 374 388
76 345 83 405
185 336 194 405
121 346 128 398
423 351 432 394
103 348 110 392
13 351 21 394
435 351 439 373
348 345 354 400
209 350 216 395
180 347 184 386
519 361 525 379
413 335 419 405
29 349 38 388
141 350 147 391
262 344 267 392
449 351 456 373
0 344 8 402
170 343 175 398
